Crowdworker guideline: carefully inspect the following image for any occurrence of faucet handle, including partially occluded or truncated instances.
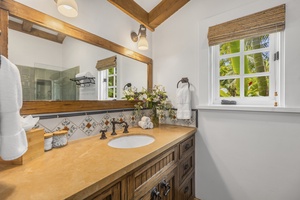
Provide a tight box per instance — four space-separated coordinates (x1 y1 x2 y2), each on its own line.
99 129 107 140
123 124 129 133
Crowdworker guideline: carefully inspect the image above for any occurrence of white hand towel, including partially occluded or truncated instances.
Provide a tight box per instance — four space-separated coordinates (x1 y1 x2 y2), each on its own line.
141 116 150 123
176 84 191 119
147 122 154 129
138 121 148 129
0 55 28 160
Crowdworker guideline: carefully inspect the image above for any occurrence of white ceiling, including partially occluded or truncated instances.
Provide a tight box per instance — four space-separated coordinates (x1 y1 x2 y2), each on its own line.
134 0 162 12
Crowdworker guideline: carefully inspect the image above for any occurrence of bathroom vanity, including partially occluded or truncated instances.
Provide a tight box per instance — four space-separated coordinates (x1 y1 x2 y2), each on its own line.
0 125 196 200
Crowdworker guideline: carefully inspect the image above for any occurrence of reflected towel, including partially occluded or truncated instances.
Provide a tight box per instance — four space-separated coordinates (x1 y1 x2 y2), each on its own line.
75 71 93 78
0 55 28 160
176 84 191 119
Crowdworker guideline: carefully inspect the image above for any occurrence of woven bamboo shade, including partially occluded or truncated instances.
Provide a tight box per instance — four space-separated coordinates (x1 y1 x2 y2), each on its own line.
95 56 117 71
207 4 285 46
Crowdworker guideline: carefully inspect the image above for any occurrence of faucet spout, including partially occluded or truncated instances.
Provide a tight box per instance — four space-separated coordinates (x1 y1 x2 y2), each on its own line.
111 118 129 135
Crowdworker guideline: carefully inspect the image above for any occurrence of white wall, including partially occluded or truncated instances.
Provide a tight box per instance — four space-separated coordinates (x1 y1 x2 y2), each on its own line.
153 0 300 199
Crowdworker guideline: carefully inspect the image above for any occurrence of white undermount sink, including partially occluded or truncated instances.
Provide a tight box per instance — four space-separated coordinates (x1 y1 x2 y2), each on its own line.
108 135 155 149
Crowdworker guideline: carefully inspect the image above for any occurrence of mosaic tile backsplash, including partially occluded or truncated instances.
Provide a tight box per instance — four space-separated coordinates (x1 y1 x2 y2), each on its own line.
36 109 197 141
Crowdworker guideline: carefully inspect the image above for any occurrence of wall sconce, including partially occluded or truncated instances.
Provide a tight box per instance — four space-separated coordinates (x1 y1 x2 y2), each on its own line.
131 25 149 50
55 0 78 18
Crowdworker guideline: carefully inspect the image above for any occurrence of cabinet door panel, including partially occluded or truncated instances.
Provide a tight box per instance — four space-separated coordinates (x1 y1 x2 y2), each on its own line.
86 183 121 200
135 168 177 200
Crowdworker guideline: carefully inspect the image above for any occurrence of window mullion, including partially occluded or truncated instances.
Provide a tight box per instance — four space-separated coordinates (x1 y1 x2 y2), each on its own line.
240 39 245 99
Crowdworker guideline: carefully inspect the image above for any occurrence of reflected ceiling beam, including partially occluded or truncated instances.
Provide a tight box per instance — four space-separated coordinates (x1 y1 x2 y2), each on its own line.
9 20 65 44
22 20 33 32
108 0 190 32
57 32 66 43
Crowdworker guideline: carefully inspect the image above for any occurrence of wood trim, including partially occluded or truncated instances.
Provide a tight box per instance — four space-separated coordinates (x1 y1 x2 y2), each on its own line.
0 8 8 57
21 100 139 115
147 62 153 91
149 0 190 28
0 0 153 115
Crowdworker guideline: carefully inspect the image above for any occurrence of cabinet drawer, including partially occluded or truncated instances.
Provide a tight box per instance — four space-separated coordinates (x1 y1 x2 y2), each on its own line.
179 152 194 184
179 172 195 200
179 136 195 159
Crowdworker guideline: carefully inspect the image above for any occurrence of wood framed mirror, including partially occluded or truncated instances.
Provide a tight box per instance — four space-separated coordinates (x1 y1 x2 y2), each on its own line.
0 0 152 115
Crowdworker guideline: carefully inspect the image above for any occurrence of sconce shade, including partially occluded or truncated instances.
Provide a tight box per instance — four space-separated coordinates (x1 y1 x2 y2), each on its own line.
57 0 78 17
138 36 148 50
131 24 148 50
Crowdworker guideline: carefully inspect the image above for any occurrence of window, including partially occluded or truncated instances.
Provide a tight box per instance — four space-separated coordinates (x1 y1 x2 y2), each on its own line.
210 32 282 106
98 67 117 100
107 67 117 99
207 5 285 106
96 56 117 100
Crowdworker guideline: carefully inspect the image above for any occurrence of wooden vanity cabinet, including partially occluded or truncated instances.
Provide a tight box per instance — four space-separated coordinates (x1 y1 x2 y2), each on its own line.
86 134 195 200
128 134 195 200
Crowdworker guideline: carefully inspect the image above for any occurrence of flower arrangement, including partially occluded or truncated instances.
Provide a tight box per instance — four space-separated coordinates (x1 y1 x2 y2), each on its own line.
123 85 172 126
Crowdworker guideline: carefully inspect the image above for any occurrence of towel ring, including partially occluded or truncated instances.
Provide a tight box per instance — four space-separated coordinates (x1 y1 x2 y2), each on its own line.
177 77 190 88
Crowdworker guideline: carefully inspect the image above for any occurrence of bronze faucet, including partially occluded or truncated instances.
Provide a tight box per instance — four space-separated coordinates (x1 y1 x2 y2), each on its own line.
111 118 129 135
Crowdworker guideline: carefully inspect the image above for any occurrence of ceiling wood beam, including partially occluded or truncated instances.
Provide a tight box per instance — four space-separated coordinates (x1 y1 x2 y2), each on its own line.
108 0 190 31
149 0 190 28
9 20 64 43
107 0 154 31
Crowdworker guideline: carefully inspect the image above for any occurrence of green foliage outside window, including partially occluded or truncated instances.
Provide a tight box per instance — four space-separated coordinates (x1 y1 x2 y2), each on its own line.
219 35 270 97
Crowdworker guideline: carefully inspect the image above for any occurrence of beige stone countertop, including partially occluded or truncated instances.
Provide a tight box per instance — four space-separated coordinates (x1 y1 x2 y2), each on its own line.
0 125 196 200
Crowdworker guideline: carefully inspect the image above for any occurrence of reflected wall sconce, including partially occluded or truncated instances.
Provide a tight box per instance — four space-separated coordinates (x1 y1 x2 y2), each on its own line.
123 83 132 90
131 25 148 50
54 0 78 18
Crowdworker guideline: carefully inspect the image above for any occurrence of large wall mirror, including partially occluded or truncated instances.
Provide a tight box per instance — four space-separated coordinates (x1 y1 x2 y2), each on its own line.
0 0 153 115
9 17 148 101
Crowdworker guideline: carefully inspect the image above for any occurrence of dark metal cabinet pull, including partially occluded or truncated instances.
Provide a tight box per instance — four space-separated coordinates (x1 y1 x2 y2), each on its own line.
185 143 191 150
160 179 171 196
184 186 189 193
151 187 161 200
184 163 190 170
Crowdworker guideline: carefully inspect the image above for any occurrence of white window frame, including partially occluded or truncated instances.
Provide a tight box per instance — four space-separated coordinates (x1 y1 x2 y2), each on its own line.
210 32 284 106
98 67 118 100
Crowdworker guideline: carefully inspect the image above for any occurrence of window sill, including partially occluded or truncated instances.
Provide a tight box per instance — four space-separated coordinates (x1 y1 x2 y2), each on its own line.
197 105 300 114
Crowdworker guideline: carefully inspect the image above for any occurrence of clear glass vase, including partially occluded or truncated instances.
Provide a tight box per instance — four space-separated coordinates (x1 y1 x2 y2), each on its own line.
151 107 159 127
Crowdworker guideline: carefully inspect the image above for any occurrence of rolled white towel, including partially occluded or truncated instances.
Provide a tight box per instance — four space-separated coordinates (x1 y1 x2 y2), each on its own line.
75 71 93 78
147 122 153 129
141 116 150 123
138 121 148 129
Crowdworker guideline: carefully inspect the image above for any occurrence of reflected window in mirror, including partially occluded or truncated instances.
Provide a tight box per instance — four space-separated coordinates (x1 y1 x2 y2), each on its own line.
98 67 118 100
